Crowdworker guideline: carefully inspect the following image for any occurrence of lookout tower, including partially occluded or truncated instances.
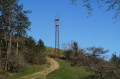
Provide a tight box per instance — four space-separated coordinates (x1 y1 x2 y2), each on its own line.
55 17 60 58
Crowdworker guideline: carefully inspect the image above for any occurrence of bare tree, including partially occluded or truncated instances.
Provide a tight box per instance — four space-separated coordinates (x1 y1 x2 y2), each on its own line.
72 0 120 21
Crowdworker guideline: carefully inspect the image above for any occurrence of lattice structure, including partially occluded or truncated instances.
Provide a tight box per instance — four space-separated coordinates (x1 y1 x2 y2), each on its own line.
55 17 60 58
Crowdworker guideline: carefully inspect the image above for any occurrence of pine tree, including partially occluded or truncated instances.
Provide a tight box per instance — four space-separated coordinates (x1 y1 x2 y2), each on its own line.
15 4 31 55
38 39 45 50
110 53 119 64
0 0 31 71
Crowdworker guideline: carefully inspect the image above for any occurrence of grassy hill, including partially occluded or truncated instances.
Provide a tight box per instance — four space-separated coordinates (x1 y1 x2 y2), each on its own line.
46 58 94 79
45 47 95 79
46 47 65 56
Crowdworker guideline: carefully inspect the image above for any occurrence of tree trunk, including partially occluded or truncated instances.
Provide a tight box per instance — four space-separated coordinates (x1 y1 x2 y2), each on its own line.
5 34 8 72
16 35 19 55
3 21 8 72
7 17 13 71
0 39 2 43
9 30 12 55
9 16 13 55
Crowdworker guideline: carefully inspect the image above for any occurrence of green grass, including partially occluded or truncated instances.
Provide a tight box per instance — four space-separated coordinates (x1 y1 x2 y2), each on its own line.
46 59 94 79
9 63 50 79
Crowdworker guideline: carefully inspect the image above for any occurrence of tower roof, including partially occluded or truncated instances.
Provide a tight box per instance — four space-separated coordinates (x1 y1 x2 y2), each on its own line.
55 19 59 21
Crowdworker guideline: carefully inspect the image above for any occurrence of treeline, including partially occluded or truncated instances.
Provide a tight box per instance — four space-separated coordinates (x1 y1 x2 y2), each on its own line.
64 42 120 79
0 0 46 78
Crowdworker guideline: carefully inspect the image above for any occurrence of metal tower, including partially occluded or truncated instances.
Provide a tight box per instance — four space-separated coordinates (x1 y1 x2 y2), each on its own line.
55 17 60 58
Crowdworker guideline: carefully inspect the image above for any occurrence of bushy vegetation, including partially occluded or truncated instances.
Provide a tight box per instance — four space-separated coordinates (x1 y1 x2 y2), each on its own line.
0 0 46 78
64 41 120 79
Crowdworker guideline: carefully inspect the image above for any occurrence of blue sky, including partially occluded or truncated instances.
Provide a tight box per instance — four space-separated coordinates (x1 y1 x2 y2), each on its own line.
19 0 120 60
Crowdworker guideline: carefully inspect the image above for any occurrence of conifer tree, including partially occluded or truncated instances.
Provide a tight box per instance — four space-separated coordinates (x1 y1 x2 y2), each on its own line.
0 0 31 71
15 4 31 55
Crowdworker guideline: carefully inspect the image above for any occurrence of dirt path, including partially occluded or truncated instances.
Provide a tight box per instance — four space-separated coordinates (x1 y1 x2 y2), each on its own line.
19 57 59 79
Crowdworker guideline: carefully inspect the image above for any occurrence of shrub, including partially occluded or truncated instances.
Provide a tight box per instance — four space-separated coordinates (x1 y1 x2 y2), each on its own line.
8 54 27 73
